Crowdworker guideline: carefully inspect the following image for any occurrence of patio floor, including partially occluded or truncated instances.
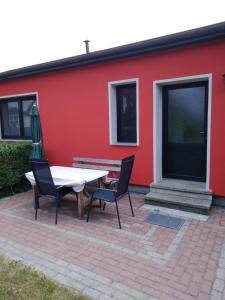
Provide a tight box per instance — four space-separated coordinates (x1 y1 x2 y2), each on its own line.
0 191 225 300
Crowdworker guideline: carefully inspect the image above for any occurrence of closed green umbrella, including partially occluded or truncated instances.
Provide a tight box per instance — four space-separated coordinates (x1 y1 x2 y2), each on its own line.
30 105 44 159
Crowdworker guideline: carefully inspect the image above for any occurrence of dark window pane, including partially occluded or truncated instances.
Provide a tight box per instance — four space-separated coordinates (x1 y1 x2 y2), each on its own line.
1 101 20 137
116 84 137 143
0 95 37 139
22 99 36 137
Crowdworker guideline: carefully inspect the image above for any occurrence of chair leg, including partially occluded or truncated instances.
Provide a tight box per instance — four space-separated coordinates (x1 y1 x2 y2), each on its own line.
128 192 134 217
115 199 121 229
34 187 39 209
86 195 94 223
103 202 106 211
35 196 39 220
55 197 60 225
35 207 38 220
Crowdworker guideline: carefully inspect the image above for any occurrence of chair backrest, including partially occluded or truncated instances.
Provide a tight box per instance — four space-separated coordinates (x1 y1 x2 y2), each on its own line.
30 159 57 197
116 155 135 196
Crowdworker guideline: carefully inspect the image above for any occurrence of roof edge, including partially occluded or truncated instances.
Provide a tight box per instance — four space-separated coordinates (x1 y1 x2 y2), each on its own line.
0 21 225 81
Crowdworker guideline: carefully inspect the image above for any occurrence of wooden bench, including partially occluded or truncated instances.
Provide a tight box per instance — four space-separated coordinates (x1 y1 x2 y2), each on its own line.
72 157 122 188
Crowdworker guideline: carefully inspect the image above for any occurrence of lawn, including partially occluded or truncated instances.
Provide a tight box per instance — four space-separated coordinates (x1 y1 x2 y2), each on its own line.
0 256 90 300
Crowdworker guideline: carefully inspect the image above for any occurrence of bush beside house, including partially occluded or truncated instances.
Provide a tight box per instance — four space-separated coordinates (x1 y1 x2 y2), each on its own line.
0 142 32 198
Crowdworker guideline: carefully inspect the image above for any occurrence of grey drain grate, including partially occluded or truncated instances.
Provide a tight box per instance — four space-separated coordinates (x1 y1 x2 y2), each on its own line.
145 213 185 230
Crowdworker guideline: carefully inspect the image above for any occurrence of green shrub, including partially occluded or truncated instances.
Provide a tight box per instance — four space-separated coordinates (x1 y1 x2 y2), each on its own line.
0 142 32 197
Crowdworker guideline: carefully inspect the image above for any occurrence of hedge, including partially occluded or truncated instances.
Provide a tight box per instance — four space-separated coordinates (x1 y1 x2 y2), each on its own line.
0 142 32 196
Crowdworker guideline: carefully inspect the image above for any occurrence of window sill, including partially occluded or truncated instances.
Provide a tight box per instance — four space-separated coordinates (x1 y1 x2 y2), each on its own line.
110 142 138 147
0 139 32 142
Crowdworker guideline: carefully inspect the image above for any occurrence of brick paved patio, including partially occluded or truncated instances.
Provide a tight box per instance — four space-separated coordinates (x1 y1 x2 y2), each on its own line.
0 191 225 300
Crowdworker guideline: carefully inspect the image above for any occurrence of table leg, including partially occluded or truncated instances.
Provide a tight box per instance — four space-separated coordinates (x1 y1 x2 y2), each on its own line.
99 177 105 188
99 178 105 208
77 191 84 219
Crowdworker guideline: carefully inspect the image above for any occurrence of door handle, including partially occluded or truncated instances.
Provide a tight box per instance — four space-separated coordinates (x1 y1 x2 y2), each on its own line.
200 131 205 134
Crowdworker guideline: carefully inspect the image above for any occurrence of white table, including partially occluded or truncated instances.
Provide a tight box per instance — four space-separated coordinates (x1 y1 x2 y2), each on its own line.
25 166 108 219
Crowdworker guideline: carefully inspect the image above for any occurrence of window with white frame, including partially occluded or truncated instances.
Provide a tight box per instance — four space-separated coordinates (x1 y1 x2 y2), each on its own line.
0 94 37 140
109 79 139 145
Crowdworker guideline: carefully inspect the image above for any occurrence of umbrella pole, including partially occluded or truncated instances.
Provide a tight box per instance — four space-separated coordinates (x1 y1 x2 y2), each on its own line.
40 120 45 158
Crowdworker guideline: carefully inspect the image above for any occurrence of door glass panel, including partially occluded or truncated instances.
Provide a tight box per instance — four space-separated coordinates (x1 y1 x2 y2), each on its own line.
22 99 36 137
2 101 20 137
168 87 205 144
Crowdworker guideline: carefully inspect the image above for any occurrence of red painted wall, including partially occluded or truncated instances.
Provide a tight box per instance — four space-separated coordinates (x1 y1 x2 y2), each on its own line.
0 40 225 195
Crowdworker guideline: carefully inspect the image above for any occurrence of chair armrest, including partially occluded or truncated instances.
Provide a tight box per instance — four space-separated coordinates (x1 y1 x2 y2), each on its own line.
103 179 118 189
56 185 64 190
108 179 119 189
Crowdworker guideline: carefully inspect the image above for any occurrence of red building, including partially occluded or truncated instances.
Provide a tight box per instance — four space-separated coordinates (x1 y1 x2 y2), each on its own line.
0 22 225 211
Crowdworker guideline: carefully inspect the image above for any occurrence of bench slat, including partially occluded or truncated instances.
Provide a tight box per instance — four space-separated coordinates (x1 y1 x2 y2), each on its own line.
72 163 121 172
73 157 121 165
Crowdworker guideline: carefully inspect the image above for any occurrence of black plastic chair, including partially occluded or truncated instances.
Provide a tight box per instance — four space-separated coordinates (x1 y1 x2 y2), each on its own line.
30 159 72 224
86 155 135 229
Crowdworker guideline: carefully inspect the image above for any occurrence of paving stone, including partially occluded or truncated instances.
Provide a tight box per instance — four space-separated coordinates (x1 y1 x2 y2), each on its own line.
210 290 223 300
67 270 85 281
213 279 225 293
70 281 85 291
42 269 58 278
98 294 113 300
111 282 149 300
216 268 225 280
82 287 101 299
219 258 225 268
95 284 114 296
112 291 135 300
2 191 225 300
55 274 71 286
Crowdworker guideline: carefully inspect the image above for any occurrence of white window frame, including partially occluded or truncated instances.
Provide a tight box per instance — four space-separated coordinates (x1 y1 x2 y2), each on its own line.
0 92 39 141
153 74 212 189
108 78 139 146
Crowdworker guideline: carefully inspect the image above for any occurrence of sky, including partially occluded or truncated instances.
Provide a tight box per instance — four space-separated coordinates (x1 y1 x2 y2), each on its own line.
0 0 224 72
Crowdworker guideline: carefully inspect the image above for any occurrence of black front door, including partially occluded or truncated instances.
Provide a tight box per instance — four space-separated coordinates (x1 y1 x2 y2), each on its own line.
162 82 208 181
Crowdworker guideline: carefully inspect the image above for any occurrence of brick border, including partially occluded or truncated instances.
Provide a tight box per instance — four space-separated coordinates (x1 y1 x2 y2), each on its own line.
0 237 156 300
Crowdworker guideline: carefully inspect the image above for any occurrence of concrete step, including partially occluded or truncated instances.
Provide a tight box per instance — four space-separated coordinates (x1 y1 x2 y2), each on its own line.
145 191 212 215
150 187 212 201
150 180 212 195
145 180 212 215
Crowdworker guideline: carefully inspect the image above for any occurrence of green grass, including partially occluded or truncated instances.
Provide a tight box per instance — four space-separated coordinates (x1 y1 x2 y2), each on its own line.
0 256 91 300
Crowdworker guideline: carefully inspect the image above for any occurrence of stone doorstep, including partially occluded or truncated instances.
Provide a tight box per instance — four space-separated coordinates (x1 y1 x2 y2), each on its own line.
145 179 212 215
149 187 212 201
150 179 212 195
145 192 212 208
145 192 212 215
